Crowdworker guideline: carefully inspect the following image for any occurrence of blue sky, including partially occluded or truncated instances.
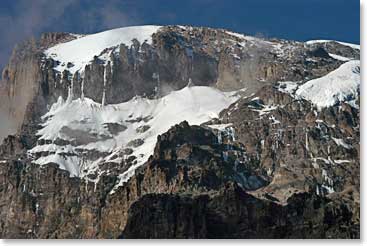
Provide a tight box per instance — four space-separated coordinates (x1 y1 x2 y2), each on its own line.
0 0 359 69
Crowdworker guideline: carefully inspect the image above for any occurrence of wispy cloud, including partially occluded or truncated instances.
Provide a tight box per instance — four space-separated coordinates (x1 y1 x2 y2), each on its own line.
0 0 139 70
0 0 74 68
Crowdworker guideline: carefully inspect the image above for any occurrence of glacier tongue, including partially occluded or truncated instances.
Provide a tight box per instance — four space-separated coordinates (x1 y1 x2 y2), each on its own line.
295 60 360 109
44 25 162 74
29 86 240 183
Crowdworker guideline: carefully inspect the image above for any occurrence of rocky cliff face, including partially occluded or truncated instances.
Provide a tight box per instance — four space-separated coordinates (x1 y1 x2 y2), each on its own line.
122 186 358 239
0 120 359 238
0 25 360 238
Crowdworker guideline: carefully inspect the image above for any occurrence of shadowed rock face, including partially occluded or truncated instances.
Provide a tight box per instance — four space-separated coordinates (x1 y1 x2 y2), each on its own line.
0 25 360 239
0 32 78 142
122 186 358 239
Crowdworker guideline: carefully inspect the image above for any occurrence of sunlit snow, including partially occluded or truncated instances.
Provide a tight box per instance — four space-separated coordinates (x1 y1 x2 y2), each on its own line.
30 86 240 184
44 25 162 74
305 40 360 50
295 60 360 109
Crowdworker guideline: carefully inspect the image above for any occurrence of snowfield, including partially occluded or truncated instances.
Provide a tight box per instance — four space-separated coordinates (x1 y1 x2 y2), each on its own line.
295 60 360 109
305 40 360 50
44 25 162 74
30 86 240 185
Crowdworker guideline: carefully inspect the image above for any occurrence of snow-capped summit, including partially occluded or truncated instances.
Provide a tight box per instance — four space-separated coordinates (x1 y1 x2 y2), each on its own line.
44 25 162 74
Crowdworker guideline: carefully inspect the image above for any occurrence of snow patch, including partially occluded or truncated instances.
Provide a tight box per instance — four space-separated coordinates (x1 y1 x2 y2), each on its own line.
305 40 360 50
331 137 352 149
295 60 360 109
329 53 352 62
252 105 279 116
206 123 233 131
277 81 299 94
334 160 351 164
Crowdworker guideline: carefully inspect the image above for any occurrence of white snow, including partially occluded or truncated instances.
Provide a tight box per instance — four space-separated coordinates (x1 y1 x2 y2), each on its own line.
334 160 351 164
269 115 280 125
225 30 275 50
305 40 360 50
277 81 299 94
295 60 360 109
206 123 233 131
226 31 260 42
313 157 332 165
329 53 352 62
321 184 335 194
252 105 279 116
44 25 162 74
35 154 81 176
331 137 352 149
30 86 240 183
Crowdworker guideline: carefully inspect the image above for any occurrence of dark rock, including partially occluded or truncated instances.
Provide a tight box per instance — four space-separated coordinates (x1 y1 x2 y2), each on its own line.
103 123 127 135
127 139 144 148
136 125 150 133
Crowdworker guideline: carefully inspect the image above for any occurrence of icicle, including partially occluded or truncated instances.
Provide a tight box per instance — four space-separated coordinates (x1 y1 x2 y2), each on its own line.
316 185 320 196
81 79 85 101
305 130 309 152
267 168 272 176
101 90 106 106
85 179 89 192
217 130 222 144
110 55 114 75
66 79 74 103
102 66 107 106
230 127 235 141
321 169 335 194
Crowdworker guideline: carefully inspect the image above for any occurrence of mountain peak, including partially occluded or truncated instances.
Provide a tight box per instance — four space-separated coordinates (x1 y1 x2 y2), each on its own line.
0 23 360 239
